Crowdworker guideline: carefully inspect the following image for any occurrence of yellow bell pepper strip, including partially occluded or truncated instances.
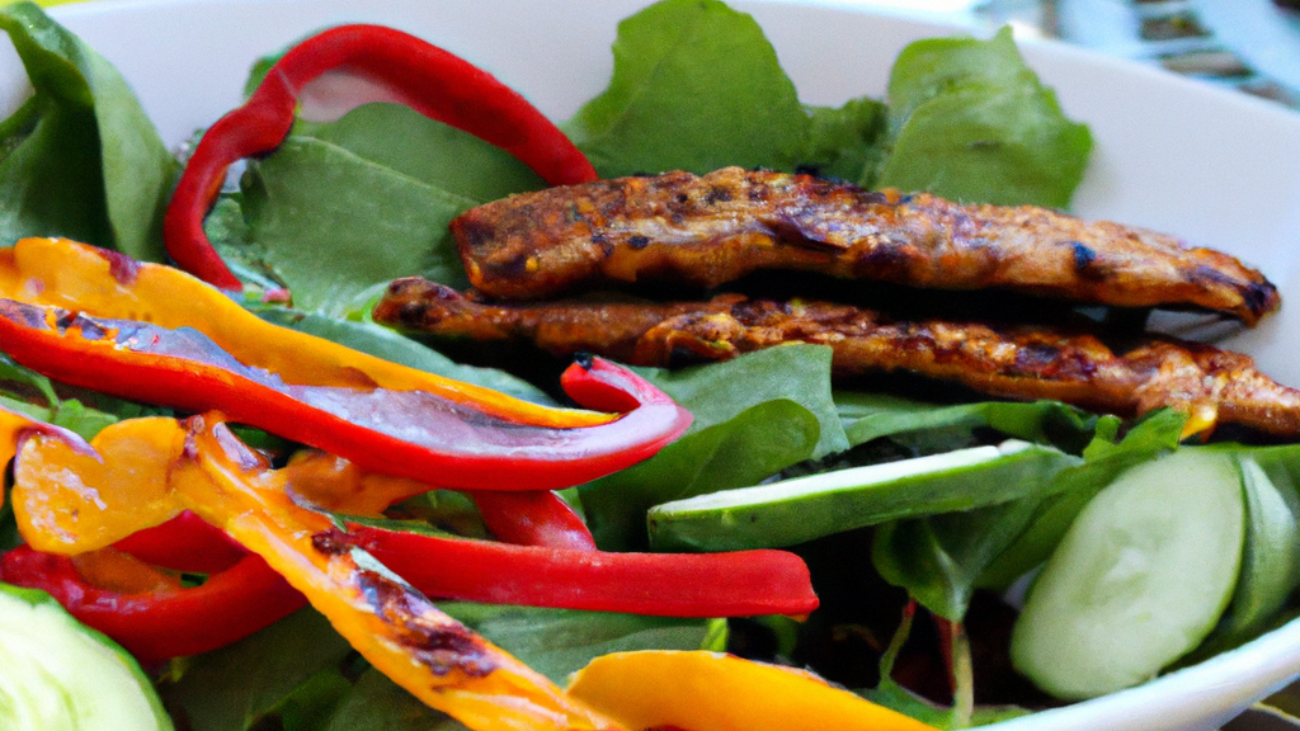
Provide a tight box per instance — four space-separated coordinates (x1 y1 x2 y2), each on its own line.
163 23 599 292
14 414 624 731
282 449 597 549
0 401 89 510
566 651 940 731
0 237 691 492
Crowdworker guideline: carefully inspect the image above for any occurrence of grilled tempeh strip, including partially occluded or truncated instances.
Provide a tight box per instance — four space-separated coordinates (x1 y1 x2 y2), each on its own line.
453 167 1278 325
377 278 1300 437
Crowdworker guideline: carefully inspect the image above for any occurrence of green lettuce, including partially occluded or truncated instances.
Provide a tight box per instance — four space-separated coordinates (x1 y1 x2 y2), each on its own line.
0 2 177 259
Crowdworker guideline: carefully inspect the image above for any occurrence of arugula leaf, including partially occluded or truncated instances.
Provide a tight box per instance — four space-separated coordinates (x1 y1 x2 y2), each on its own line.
565 0 809 176
0 2 177 259
877 27 1092 207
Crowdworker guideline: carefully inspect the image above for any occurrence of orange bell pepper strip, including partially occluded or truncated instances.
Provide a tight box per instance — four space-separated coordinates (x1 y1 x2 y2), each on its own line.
566 651 939 731
12 414 623 731
0 237 691 492
281 448 596 549
0 402 80 510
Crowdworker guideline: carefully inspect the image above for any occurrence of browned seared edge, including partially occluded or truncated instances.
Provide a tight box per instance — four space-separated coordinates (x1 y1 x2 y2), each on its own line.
453 167 1278 325
376 278 1300 437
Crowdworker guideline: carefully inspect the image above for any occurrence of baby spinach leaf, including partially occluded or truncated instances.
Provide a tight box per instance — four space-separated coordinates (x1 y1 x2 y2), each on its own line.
580 346 846 550
640 344 846 456
878 27 1091 208
564 0 809 176
836 391 1098 454
440 603 722 684
798 98 889 186
976 409 1187 590
239 137 475 313
159 609 356 731
0 2 177 259
874 497 1045 621
584 398 820 551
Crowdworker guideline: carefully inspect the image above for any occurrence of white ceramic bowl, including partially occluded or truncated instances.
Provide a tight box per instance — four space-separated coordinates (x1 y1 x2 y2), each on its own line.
13 1 1300 729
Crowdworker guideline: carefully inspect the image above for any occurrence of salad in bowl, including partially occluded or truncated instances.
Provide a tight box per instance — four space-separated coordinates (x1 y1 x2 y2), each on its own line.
1 0 1300 729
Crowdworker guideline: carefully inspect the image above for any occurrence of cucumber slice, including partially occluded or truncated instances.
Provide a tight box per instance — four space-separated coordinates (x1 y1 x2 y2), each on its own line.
648 440 1079 551
0 582 173 730
1010 448 1245 700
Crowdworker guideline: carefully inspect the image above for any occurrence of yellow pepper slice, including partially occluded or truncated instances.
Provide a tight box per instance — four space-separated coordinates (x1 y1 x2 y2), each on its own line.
567 650 939 731
12 414 623 731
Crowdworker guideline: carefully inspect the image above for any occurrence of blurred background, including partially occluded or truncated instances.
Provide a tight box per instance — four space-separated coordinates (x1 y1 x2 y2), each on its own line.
803 0 1300 109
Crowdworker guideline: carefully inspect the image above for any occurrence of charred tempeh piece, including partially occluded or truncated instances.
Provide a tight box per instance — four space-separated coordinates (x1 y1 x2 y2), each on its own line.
453 167 1278 325
377 277 1300 437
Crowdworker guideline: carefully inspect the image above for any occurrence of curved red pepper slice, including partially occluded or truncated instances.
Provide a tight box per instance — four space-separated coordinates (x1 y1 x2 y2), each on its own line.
166 23 599 291
0 299 690 491
470 491 598 551
113 511 249 574
342 525 818 618
0 545 306 664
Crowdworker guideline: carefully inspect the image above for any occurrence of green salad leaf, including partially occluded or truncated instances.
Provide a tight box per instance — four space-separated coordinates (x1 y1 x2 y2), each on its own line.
564 0 809 176
579 345 844 550
0 2 177 259
876 27 1092 207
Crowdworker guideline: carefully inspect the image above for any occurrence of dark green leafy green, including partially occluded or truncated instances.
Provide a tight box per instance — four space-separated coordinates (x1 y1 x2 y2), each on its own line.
1183 453 1300 661
873 497 1044 621
835 392 1098 454
877 27 1092 207
237 137 473 313
564 0 809 176
160 609 356 731
579 345 845 550
800 98 889 185
976 409 1187 590
0 2 177 259
440 602 724 684
584 398 820 550
317 670 469 731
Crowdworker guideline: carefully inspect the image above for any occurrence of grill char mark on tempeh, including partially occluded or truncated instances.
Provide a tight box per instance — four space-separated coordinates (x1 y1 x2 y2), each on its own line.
376 278 1300 437
453 167 1278 325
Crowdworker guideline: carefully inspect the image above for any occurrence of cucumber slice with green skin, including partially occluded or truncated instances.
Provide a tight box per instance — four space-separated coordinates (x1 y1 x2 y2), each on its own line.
1010 448 1245 700
648 440 1080 551
0 582 173 730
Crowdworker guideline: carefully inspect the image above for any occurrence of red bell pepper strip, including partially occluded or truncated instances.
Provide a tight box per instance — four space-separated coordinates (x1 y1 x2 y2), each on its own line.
469 491 598 551
113 510 249 574
0 297 690 491
164 23 599 291
339 525 818 618
0 545 306 665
